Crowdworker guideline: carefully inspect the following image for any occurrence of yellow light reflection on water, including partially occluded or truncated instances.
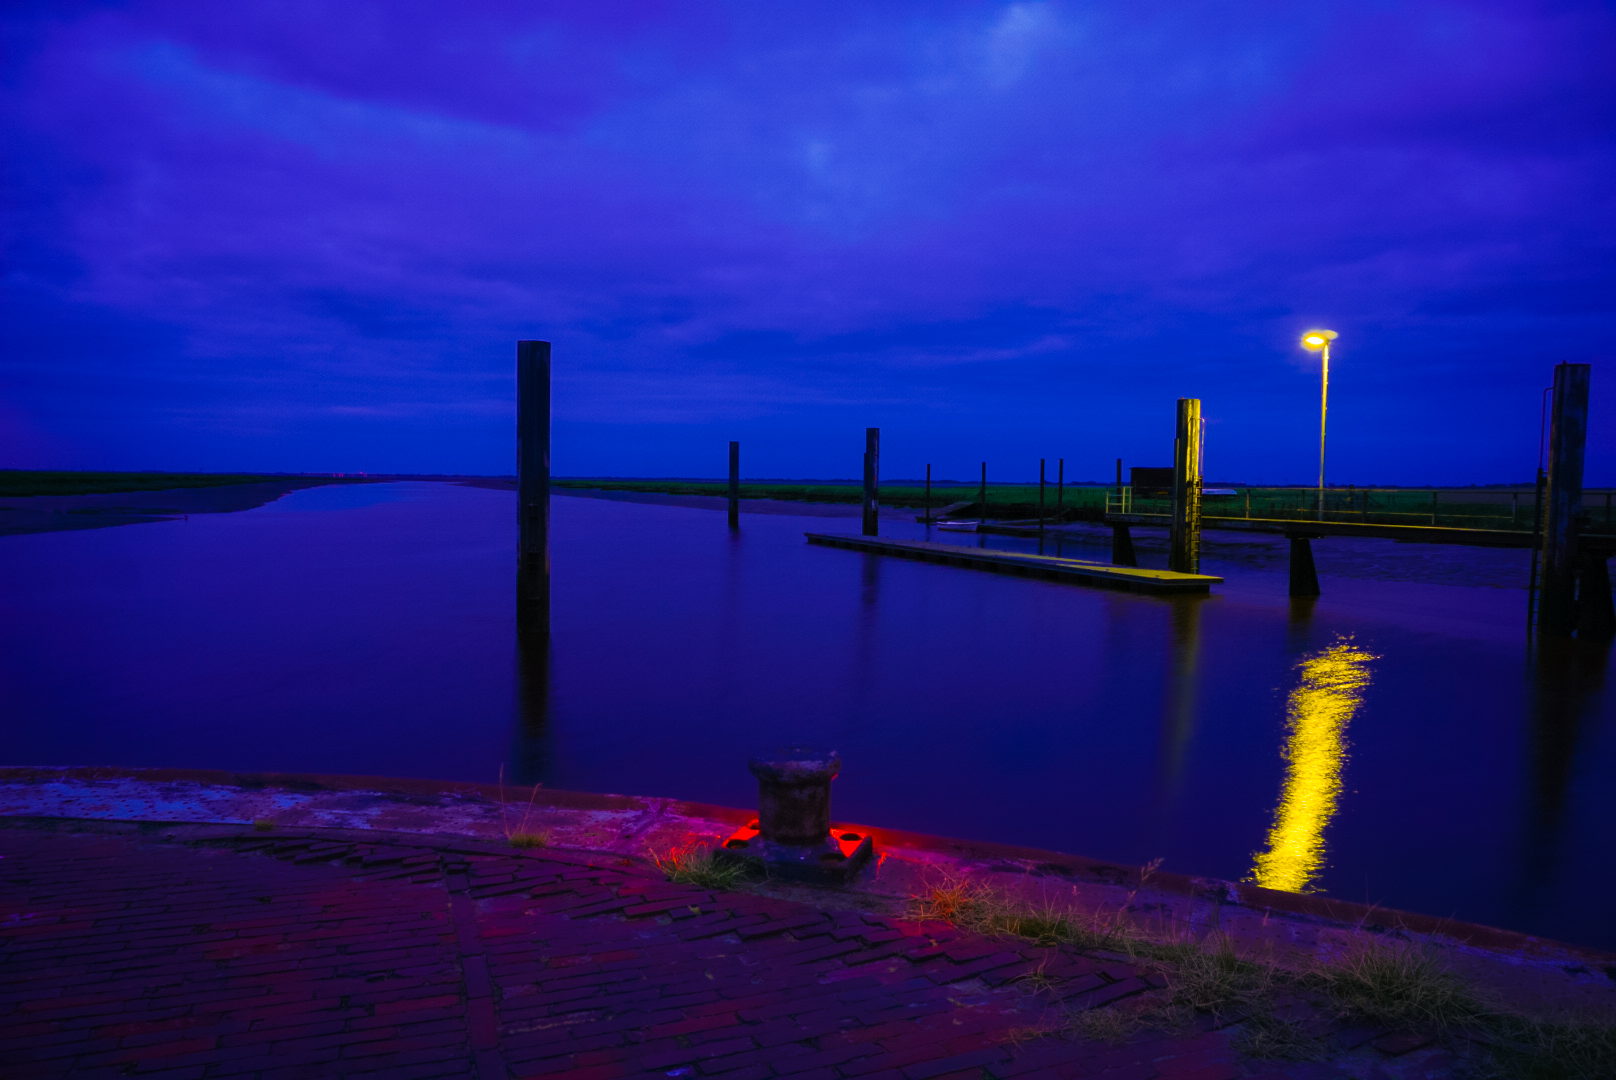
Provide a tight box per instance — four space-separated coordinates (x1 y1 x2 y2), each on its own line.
1251 639 1376 893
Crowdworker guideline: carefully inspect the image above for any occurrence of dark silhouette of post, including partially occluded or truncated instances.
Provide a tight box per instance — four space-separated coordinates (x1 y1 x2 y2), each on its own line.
1538 363 1590 635
1057 458 1064 518
728 441 740 530
924 464 932 523
1169 398 1203 574
1038 458 1046 533
1288 534 1322 597
517 340 551 628
978 463 987 523
861 428 880 536
1111 457 1136 566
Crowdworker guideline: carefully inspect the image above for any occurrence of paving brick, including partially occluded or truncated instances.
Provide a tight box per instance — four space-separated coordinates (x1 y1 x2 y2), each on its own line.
0 824 1286 1080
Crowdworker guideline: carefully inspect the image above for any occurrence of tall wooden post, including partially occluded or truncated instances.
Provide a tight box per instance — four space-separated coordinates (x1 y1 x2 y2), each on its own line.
728 441 740 530
924 464 932 523
861 428 880 536
978 463 987 523
1169 398 1203 574
1038 458 1046 533
1538 363 1590 635
517 340 551 628
1057 459 1064 517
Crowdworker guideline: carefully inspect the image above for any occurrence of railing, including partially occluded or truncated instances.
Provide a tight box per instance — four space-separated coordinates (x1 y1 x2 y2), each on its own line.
1109 487 1616 534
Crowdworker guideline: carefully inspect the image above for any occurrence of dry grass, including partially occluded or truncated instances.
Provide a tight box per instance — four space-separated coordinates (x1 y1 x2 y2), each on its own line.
910 872 1616 1077
910 875 1133 953
251 818 275 832
1230 1012 1327 1062
1492 1014 1616 1080
498 765 552 850
1306 937 1491 1034
653 842 749 891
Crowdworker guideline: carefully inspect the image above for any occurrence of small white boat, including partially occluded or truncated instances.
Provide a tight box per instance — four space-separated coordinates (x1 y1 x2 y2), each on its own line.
935 520 980 532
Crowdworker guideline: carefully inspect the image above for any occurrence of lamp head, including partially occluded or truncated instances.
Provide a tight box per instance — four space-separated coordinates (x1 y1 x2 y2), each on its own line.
1301 329 1339 350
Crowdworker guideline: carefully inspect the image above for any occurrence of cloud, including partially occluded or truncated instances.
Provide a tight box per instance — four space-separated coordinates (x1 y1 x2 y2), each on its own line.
2 0 1614 479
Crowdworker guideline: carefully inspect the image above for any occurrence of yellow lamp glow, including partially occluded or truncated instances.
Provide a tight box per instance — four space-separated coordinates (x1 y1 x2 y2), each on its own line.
1301 329 1338 350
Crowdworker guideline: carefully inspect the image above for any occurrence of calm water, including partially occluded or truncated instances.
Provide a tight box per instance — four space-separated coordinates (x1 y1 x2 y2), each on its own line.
2 481 1612 949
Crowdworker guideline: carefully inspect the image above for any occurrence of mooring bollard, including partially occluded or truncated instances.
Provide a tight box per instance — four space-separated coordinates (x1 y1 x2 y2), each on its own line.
751 748 839 844
716 747 874 884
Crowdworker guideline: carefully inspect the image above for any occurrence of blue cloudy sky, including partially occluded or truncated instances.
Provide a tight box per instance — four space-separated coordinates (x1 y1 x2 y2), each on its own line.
3 0 1614 483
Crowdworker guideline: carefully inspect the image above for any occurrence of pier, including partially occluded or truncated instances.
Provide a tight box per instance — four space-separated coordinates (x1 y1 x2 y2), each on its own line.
805 532 1221 594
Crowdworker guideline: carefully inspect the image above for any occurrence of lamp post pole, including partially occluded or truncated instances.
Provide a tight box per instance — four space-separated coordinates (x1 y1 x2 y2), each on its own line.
1317 338 1329 522
1301 330 1338 523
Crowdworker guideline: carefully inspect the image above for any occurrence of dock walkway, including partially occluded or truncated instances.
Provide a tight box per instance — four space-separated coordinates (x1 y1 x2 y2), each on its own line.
805 532 1220 594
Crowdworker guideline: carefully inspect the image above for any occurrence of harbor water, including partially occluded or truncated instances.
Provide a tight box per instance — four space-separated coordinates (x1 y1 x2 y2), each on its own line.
1 481 1611 950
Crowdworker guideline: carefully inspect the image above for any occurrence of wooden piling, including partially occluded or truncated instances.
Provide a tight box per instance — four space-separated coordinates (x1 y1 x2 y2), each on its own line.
1057 459 1064 517
728 441 740 530
862 428 880 537
978 463 987 523
924 464 932 523
1577 552 1615 637
517 340 551 628
1289 534 1322 597
1112 457 1136 565
1038 459 1046 533
1111 524 1138 567
1538 363 1590 635
1169 398 1203 575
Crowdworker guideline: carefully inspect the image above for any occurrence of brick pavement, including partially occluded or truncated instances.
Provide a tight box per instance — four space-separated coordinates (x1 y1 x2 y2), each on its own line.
0 819 1457 1079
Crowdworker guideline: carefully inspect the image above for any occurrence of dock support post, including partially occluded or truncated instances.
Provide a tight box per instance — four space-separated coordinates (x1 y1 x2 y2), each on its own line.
1169 398 1203 574
924 464 931 523
728 441 740 530
517 340 551 631
1539 363 1590 635
1038 458 1046 533
1057 458 1064 518
1111 524 1138 567
1288 534 1321 597
861 428 880 536
1577 551 1615 637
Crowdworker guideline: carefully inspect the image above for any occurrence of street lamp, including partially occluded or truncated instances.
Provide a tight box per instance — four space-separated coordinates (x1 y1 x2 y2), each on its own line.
1300 329 1338 521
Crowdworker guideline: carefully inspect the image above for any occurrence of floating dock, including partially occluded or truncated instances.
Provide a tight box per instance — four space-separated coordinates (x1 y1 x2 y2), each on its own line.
804 533 1221 594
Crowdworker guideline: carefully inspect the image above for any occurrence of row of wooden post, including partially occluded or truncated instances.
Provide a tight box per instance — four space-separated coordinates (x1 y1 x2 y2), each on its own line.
517 343 1608 638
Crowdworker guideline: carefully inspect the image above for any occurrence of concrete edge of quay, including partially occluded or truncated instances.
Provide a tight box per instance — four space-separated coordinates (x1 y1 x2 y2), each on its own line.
2 764 1613 1017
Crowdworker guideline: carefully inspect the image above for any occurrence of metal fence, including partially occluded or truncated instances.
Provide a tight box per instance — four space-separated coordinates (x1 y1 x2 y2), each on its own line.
1106 487 1616 533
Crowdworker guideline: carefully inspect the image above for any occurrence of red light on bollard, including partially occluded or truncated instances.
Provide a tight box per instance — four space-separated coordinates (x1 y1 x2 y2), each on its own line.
715 748 874 885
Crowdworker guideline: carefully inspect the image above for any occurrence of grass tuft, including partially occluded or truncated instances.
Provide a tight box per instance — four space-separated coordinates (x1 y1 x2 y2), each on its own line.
251 818 275 832
910 876 1132 953
1230 1012 1328 1062
1161 932 1271 1021
497 765 552 850
1492 1013 1616 1080
1307 938 1490 1034
654 843 749 891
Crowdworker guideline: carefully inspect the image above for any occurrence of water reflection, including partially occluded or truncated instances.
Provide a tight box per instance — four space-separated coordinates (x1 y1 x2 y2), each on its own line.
1157 598 1204 802
1251 638 1376 892
1509 636 1612 922
512 616 552 787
